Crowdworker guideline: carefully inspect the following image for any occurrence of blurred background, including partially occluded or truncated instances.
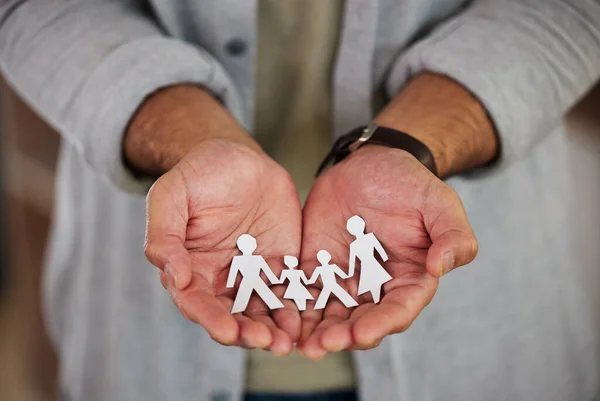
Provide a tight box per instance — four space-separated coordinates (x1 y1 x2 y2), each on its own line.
0 77 59 401
0 76 599 401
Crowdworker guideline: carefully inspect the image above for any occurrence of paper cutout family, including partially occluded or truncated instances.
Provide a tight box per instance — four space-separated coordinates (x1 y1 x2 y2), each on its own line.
226 215 391 313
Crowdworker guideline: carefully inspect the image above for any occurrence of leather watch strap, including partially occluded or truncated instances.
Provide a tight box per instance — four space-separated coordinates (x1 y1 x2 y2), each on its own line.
317 124 438 177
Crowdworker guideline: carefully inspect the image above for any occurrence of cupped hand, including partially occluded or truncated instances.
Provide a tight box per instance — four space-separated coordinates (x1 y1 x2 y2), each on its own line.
144 139 302 355
297 145 478 359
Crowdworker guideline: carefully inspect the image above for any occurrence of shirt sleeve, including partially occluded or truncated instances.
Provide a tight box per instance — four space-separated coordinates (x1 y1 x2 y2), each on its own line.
385 0 600 173
0 0 244 194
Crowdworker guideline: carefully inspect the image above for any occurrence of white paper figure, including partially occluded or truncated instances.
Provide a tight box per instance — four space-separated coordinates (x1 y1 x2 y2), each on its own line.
227 234 284 314
347 215 391 304
308 250 358 310
278 255 314 311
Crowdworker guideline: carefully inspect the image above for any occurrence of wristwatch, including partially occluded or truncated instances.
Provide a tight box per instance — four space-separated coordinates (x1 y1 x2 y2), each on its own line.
316 122 438 177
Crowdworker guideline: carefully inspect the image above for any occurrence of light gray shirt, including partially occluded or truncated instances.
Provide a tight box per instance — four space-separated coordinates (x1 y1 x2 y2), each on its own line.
1 1 600 401
248 0 356 393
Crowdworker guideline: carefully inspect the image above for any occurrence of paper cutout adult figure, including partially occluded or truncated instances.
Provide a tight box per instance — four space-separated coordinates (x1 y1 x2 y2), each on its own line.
308 250 358 310
278 255 314 311
226 234 284 313
347 215 391 304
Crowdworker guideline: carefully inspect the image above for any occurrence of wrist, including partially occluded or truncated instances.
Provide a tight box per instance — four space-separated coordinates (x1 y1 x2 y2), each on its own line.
124 85 260 177
317 123 438 177
374 72 498 178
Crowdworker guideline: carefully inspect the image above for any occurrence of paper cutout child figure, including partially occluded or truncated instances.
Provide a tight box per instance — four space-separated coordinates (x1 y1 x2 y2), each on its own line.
226 234 284 313
278 255 313 311
347 215 391 304
308 250 358 310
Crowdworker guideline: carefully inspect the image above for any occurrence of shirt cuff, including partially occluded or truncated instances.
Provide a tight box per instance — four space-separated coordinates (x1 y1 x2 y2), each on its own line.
67 36 245 194
385 17 563 177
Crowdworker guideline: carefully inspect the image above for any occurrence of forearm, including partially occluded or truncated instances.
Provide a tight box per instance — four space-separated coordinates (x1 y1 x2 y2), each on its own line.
375 72 498 178
124 85 260 177
385 1 600 174
0 1 245 193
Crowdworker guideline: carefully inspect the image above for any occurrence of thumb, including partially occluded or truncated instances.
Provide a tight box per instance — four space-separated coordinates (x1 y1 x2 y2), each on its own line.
145 239 193 291
144 173 193 290
425 191 478 277
426 229 478 277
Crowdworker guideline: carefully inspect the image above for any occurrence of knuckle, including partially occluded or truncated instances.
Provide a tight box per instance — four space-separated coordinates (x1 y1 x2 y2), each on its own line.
178 308 191 321
392 320 412 335
146 178 163 204
158 271 168 290
170 292 192 321
210 332 237 346
439 184 462 205
143 242 159 263
354 336 383 350
446 187 462 204
466 235 479 259
144 241 170 268
353 331 378 349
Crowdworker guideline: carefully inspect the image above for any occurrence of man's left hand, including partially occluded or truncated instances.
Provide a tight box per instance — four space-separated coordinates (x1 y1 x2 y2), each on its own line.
297 144 478 359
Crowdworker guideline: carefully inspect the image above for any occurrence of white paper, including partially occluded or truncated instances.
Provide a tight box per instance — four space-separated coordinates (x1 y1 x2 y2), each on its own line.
347 215 391 304
279 255 314 311
227 215 391 314
309 250 358 310
227 234 284 313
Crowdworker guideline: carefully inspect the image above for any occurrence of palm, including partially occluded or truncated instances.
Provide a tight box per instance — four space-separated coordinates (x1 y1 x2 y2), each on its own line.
299 145 475 358
146 140 302 354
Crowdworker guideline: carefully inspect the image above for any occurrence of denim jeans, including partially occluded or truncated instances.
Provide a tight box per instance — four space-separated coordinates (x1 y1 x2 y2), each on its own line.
244 390 358 401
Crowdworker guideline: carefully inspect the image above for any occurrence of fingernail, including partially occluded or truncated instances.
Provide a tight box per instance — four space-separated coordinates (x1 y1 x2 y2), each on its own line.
165 263 178 288
441 252 455 275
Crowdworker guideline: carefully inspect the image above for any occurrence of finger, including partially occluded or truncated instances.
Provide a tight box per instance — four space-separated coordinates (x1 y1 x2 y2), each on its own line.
298 300 350 360
271 297 302 343
320 303 375 352
147 242 193 290
297 287 324 350
425 190 478 277
160 270 192 321
319 320 353 352
296 255 326 349
426 230 478 277
245 310 293 356
269 284 302 343
352 302 412 348
245 293 294 355
234 314 272 349
351 282 435 347
174 282 239 346
298 317 343 360
159 269 169 291
145 174 193 290
265 320 294 356
297 313 322 358
347 338 383 351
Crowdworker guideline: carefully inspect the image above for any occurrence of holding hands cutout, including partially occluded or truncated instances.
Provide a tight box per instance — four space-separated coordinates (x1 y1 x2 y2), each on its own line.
279 256 313 311
228 215 393 314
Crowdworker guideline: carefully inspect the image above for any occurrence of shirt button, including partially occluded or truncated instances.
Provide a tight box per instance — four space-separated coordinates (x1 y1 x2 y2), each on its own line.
224 38 247 56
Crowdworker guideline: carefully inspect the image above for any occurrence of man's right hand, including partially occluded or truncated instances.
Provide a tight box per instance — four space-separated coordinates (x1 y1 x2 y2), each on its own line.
126 86 303 355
